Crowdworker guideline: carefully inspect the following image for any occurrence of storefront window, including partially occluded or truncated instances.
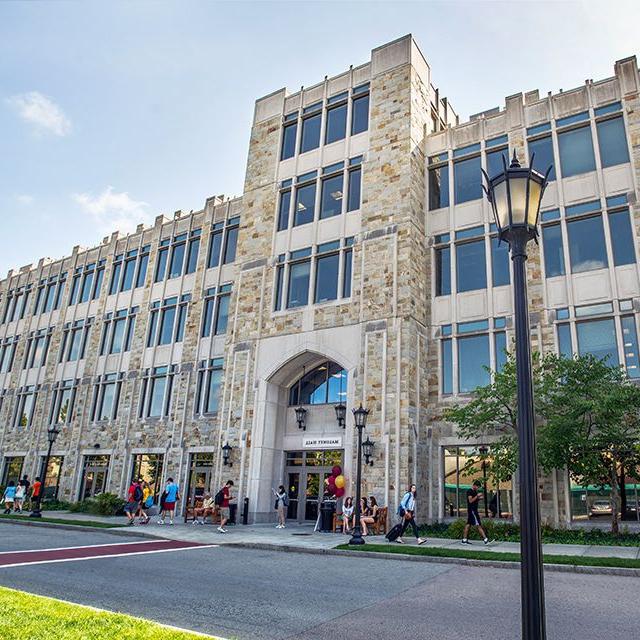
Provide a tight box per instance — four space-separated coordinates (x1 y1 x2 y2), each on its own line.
131 453 165 501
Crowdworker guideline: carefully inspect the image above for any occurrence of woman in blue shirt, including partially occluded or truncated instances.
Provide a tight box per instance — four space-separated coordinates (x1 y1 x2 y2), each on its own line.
2 481 17 514
397 484 426 545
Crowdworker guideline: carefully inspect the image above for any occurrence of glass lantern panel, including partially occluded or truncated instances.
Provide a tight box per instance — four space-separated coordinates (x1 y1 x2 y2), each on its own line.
527 179 543 227
508 176 528 225
492 181 509 230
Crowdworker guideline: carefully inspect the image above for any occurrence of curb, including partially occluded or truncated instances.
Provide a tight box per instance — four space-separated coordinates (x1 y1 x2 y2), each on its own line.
225 541 640 577
0 517 162 540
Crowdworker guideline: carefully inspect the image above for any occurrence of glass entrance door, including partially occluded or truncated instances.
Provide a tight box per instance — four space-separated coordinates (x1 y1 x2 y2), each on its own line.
287 473 300 519
81 455 110 499
185 453 214 511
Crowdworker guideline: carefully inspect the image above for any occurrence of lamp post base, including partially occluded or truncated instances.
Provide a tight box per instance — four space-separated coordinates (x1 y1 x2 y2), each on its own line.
348 531 365 545
29 510 42 518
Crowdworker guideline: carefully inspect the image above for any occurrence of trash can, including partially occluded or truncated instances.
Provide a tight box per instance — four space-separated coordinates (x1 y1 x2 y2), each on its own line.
229 503 238 525
319 500 336 532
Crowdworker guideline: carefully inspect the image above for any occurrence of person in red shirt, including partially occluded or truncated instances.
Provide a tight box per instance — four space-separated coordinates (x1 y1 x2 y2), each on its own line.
31 477 42 510
216 480 234 533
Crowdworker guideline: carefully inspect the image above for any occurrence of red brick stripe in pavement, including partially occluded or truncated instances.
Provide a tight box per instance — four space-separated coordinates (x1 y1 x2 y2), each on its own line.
0 540 210 568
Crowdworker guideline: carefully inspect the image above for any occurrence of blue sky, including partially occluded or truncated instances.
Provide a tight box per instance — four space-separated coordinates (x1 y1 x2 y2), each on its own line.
1 1 638 277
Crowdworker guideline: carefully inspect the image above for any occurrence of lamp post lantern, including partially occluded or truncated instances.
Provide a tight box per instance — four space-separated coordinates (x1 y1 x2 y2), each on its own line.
362 437 375 466
348 404 370 546
483 151 550 640
334 402 347 429
294 406 307 431
30 424 60 518
221 442 233 467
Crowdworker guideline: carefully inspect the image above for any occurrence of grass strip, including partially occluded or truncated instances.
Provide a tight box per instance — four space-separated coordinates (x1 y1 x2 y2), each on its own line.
336 543 640 569
0 585 218 639
0 513 124 529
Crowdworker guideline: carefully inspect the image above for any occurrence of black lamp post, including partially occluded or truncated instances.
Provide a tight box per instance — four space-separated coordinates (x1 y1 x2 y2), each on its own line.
30 424 60 518
348 404 369 545
362 437 375 466
334 402 347 429
294 406 307 431
222 442 233 467
479 445 489 518
483 151 551 640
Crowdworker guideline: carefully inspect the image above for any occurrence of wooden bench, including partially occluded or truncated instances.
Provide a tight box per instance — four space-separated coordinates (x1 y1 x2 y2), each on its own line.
332 506 388 535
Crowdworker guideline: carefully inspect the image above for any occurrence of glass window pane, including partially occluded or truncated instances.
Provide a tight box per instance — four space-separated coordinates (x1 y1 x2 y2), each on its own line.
351 94 369 135
20 394 35 427
281 123 297 160
278 190 291 231
491 237 510 287
169 243 185 278
110 318 126 354
79 273 93 303
577 319 619 366
325 104 347 144
429 165 449 210
327 363 346 403
542 224 565 277
294 183 316 226
154 249 168 282
175 305 187 342
100 384 115 420
567 216 608 273
597 116 629 168
436 246 451 296
57 388 72 423
558 126 596 177
44 284 56 311
109 263 122 294
528 136 556 181
202 298 214 337
146 310 158 347
136 255 148 288
300 113 321 153
494 331 507 372
214 295 230 335
557 323 573 358
347 168 361 212
621 315 640 378
149 377 167 417
456 240 487 292
119 260 135 291
69 276 80 305
458 334 490 392
158 307 176 345
608 210 635 266
186 238 200 274
314 253 339 303
441 339 452 394
320 175 343 219
205 369 222 413
486 149 508 179
208 232 223 268
274 265 284 310
223 227 238 264
68 330 82 361
300 366 328 404
342 250 352 298
454 156 482 204
287 261 310 308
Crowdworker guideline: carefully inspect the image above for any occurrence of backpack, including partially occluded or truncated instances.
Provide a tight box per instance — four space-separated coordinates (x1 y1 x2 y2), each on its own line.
214 488 225 506
133 485 143 502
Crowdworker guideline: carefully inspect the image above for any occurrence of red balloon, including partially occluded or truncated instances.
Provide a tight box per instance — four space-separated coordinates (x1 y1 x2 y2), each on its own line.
327 476 336 489
332 466 342 476
334 487 345 498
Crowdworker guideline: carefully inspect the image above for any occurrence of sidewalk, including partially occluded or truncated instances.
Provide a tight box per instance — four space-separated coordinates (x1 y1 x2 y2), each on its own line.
28 511 640 559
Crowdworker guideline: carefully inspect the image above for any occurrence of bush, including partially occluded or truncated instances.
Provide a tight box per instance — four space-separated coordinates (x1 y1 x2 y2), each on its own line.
420 519 640 547
41 499 72 511
68 493 124 516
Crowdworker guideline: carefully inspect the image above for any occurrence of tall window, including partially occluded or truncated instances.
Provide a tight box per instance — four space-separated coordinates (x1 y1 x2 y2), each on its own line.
277 182 292 231
485 139 508 179
110 248 149 294
34 273 67 314
351 84 369 135
195 358 224 415
99 307 138 355
2 285 34 324
557 118 596 177
49 379 76 425
0 337 19 373
280 117 297 160
300 103 322 153
288 361 347 406
596 112 629 168
201 285 232 337
14 386 37 428
608 209 635 266
541 222 565 277
91 373 122 421
154 241 169 282
207 217 240 268
23 329 52 369
70 261 104 304
434 233 451 296
347 160 362 212
320 168 344 219
428 154 449 210
566 209 608 273
59 319 92 363
146 295 190 347
139 365 175 418
294 177 316 227
453 144 482 204
325 92 347 144
222 219 239 264
527 132 556 181
490 230 510 287
455 226 486 293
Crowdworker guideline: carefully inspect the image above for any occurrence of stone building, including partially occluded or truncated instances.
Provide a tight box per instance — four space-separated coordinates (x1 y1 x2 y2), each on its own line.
1 35 639 527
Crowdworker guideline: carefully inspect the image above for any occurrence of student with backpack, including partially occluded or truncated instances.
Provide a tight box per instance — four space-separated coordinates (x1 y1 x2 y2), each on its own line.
137 480 153 524
124 478 143 525
386 484 426 545
214 480 234 533
273 485 288 528
158 478 180 525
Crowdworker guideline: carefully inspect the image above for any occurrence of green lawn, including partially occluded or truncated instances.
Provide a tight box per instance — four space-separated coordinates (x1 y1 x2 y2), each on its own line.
0 586 220 639
336 543 640 569
0 513 124 529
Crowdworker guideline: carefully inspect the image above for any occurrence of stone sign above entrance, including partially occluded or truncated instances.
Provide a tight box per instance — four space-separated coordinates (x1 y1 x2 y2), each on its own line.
302 437 343 449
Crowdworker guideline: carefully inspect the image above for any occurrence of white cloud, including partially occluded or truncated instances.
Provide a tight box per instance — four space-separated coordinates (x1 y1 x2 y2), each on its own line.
6 91 71 136
72 186 153 235
15 194 34 205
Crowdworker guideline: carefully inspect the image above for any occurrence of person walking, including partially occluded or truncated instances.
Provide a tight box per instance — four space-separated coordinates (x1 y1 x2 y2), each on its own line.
461 480 491 545
124 478 142 525
21 475 30 509
396 484 426 545
14 480 26 513
30 476 42 513
214 480 234 533
273 485 288 528
137 481 152 524
2 481 17 514
158 478 180 525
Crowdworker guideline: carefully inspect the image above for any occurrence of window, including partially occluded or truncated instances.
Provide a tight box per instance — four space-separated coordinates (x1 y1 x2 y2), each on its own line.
201 285 232 337
320 173 343 219
33 273 66 314
300 106 321 153
50 380 75 425
315 252 340 303
542 224 565 277
577 318 619 366
23 329 51 369
0 337 18 373
222 218 239 264
60 319 91 363
325 100 347 144
454 155 482 204
2 286 34 323
195 359 223 415
567 215 608 273
287 259 311 309
169 234 187 278
91 373 121 421
140 366 175 418
490 235 510 287
596 116 629 168
14 387 37 428
558 126 596 177
207 223 223 268
135 249 149 288
342 246 353 299
456 235 486 292
288 361 347 406
347 164 362 212
428 157 449 210
278 186 291 231
120 257 136 291
207 219 239 268
494 331 507 372
608 209 635 266
351 89 369 135
528 135 556 181
557 322 573 358
146 295 190 347
441 339 453 394
458 334 490 392
621 315 640 378
281 120 297 160
294 181 316 227
99 307 138 355
110 256 124 293
130 454 165 501
274 259 285 311
41 455 63 500
434 234 451 296
486 148 508 179
154 243 169 282
1 456 24 487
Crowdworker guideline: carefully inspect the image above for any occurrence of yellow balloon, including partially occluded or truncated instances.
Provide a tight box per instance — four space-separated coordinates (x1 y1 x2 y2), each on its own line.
335 475 345 489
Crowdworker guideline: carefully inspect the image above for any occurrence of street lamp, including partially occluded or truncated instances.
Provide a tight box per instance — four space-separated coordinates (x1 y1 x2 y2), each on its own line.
362 437 375 466
222 442 233 467
479 445 489 518
334 402 347 429
294 406 307 431
348 404 369 546
483 150 551 640
30 424 60 518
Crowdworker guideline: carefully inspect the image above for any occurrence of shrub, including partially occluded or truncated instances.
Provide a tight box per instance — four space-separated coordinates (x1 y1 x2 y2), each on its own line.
41 498 72 511
68 493 124 516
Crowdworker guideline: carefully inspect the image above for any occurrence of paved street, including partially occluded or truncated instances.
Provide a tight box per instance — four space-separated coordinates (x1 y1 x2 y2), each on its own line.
0 522 637 640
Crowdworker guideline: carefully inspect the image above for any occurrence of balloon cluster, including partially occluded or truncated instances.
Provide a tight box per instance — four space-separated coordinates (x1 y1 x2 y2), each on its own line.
325 465 346 498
